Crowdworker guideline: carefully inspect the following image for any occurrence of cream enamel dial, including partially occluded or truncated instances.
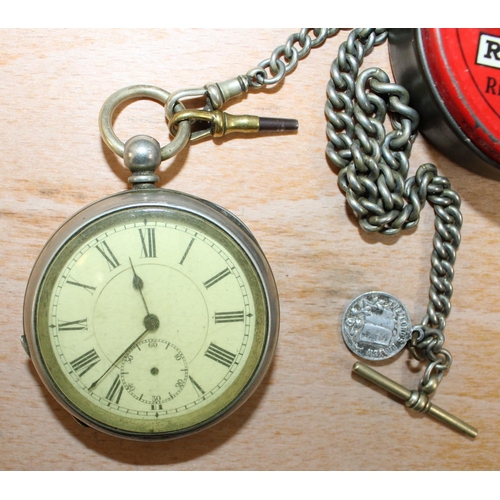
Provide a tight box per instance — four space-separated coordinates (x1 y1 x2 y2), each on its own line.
24 189 278 440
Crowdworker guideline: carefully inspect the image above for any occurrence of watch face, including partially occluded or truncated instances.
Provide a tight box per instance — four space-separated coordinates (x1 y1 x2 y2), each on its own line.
25 190 278 440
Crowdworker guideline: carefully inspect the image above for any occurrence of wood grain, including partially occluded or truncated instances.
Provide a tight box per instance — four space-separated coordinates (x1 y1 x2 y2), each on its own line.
1 29 499 471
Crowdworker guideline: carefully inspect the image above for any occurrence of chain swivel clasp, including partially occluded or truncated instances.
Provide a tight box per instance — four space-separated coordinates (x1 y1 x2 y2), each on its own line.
165 75 251 122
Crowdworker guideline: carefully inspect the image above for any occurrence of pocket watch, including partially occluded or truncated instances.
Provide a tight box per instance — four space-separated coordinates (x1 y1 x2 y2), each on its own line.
22 28 479 441
22 85 280 440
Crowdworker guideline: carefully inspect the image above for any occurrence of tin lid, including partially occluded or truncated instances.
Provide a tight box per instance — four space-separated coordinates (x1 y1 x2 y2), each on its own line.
389 29 500 172
423 28 500 164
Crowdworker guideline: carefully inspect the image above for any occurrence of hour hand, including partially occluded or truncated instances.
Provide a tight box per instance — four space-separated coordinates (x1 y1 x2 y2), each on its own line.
129 258 149 314
132 270 144 292
129 258 144 289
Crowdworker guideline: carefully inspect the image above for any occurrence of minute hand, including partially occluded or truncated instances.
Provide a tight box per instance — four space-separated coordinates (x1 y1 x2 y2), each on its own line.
88 313 160 391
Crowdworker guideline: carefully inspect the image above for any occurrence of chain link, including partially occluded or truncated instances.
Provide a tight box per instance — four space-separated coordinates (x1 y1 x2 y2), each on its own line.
246 29 341 88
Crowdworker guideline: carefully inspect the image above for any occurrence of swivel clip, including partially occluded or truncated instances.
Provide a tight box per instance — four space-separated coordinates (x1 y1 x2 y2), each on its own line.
165 75 251 119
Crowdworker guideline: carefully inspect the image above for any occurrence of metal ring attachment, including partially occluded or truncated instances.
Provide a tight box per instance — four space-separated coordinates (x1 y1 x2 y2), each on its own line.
99 84 191 161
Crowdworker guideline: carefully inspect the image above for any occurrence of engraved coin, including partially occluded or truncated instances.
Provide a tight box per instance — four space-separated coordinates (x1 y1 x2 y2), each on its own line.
342 291 412 361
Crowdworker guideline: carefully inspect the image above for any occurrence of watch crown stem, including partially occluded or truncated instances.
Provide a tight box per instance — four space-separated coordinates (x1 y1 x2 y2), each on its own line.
124 135 161 188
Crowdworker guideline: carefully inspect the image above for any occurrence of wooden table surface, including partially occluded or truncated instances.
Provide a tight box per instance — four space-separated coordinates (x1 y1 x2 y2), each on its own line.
1 29 499 471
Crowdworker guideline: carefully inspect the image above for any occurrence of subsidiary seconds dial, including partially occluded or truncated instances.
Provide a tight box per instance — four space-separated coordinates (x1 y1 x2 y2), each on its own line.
120 339 189 408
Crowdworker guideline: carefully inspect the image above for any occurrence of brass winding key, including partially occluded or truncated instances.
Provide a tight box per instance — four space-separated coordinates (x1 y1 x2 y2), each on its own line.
352 362 478 438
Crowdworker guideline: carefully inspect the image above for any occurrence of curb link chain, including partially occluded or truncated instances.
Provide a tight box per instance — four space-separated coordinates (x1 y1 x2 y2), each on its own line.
323 29 462 393
153 26 473 435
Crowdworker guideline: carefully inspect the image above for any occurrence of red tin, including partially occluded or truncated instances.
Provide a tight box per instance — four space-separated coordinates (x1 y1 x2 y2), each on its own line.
389 28 500 174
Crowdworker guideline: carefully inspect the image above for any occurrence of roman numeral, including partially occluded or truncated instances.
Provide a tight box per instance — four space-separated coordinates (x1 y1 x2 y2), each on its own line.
204 342 236 368
214 311 245 323
105 375 124 404
203 268 231 289
58 318 88 331
70 349 100 377
179 238 194 265
66 279 96 295
189 375 205 397
96 241 120 270
139 228 156 258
